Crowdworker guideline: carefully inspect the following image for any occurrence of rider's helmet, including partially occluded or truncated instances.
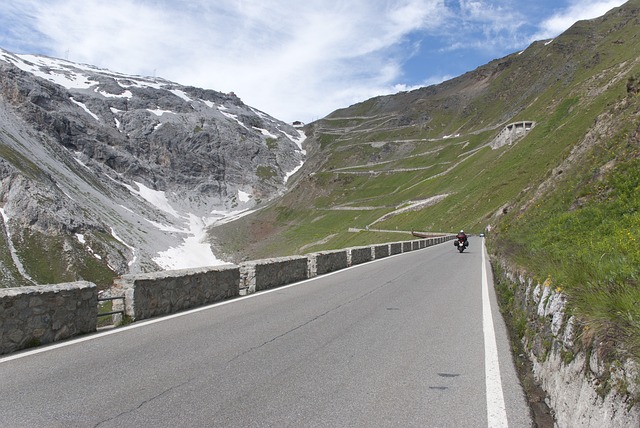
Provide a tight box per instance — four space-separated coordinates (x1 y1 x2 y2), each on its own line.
460 230 464 233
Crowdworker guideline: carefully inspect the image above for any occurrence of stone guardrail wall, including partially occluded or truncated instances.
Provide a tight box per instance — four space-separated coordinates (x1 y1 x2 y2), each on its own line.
0 235 453 355
0 282 97 355
112 265 241 322
349 246 375 266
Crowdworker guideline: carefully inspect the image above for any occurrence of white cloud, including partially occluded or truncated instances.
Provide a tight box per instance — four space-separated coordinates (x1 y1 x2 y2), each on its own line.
532 0 627 41
12 0 447 123
1 0 627 123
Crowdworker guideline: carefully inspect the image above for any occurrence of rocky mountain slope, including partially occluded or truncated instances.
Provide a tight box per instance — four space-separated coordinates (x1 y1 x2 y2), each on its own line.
0 50 305 287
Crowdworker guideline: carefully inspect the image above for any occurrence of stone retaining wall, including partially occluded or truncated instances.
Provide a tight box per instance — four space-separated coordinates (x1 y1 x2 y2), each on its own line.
374 244 390 259
0 282 97 355
495 259 640 427
390 242 402 255
312 250 349 276
1 235 454 355
349 246 374 266
112 265 240 321
243 256 309 293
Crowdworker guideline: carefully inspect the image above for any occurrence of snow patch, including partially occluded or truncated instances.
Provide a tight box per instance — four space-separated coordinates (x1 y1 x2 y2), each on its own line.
220 110 248 129
70 97 100 121
0 208 36 284
152 214 228 269
73 152 91 170
121 181 181 218
238 190 251 202
170 89 192 102
110 227 137 267
145 221 185 234
0 53 97 89
97 88 132 98
147 108 174 116
254 127 278 139
281 128 307 151
76 233 103 260
285 162 304 183
284 129 307 182
249 107 270 120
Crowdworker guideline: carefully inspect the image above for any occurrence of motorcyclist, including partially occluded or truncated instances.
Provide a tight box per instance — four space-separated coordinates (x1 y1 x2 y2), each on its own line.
456 230 468 247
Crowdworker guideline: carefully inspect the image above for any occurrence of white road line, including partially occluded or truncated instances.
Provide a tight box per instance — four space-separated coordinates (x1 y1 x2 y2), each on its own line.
482 239 508 427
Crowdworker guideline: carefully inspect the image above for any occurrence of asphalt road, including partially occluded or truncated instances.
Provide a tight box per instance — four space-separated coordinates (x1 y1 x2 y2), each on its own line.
0 237 531 427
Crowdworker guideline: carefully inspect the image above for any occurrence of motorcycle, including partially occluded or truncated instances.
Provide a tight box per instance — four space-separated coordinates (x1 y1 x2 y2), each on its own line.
454 237 469 253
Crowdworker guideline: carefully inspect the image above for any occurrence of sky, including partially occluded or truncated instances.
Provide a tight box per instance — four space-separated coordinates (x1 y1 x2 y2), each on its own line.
0 0 629 124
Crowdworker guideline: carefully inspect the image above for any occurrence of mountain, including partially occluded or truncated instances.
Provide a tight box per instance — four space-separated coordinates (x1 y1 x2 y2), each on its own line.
211 0 640 262
1 0 640 419
0 49 305 288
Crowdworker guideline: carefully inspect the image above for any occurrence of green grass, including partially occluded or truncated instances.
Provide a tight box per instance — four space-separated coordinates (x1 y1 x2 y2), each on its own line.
266 138 278 150
0 139 47 181
14 229 117 289
256 165 277 181
495 93 640 361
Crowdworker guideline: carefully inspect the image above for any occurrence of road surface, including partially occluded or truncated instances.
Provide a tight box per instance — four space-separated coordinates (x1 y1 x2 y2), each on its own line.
0 237 531 427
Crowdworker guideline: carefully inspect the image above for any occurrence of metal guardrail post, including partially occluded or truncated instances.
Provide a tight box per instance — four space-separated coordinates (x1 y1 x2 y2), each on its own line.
97 296 125 318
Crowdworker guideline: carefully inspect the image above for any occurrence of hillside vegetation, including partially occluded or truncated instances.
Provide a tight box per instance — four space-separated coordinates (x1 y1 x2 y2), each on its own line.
212 0 640 363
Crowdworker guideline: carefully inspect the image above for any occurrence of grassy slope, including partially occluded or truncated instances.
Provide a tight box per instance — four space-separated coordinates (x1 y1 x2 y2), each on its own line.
211 1 640 364
493 5 640 362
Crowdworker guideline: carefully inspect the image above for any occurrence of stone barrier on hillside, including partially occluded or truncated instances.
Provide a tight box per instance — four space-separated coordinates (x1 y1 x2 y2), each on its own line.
1 235 455 355
390 242 402 255
0 281 97 355
349 246 375 266
240 256 309 294
112 265 240 321
374 244 390 259
311 250 349 276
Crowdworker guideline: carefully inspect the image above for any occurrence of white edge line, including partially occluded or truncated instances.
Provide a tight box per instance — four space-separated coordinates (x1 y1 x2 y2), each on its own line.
482 238 509 427
0 242 445 364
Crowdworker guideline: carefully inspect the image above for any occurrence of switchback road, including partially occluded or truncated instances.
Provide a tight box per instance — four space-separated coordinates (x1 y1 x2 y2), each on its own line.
0 237 531 427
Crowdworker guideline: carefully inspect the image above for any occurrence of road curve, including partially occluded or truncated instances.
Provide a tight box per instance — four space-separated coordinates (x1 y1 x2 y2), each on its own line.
0 237 531 427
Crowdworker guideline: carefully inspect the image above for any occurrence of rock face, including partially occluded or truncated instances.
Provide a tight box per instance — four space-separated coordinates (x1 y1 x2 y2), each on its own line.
497 261 640 428
0 49 305 287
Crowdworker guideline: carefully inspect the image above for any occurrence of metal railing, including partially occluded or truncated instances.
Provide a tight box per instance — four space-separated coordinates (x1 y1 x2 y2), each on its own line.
97 295 125 318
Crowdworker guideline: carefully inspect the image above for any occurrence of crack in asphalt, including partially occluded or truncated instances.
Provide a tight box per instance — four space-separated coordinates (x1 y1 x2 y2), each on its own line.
93 378 194 427
226 275 404 364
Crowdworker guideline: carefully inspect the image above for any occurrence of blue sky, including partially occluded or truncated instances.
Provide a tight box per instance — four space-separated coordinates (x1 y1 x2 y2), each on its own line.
0 0 628 123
